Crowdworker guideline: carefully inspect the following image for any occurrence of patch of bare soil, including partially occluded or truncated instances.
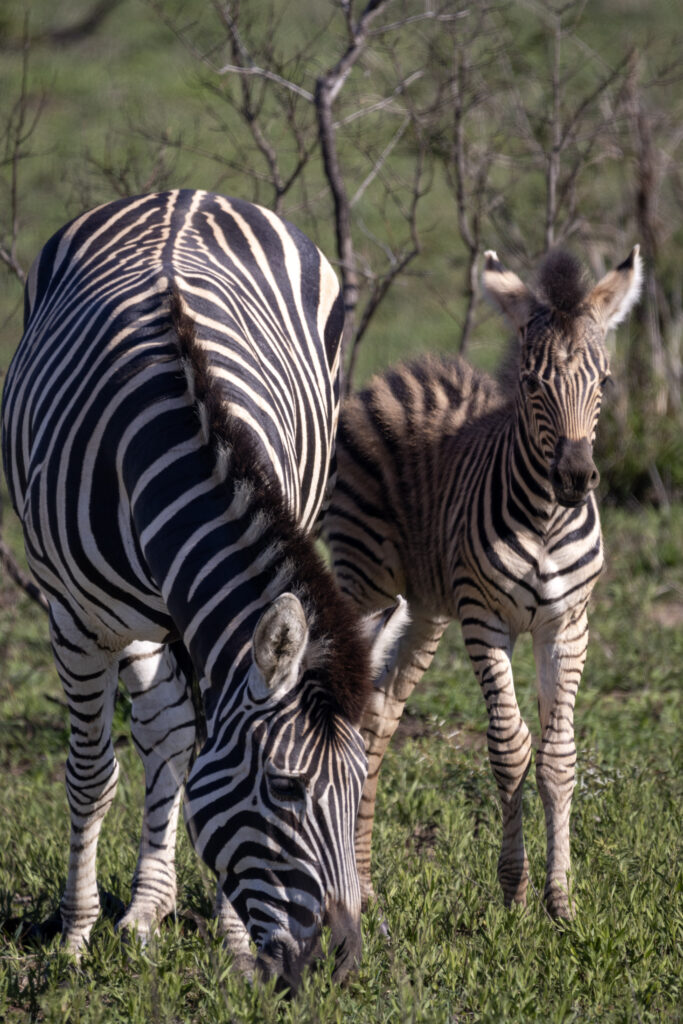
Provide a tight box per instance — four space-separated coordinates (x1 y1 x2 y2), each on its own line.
650 601 683 628
406 820 440 858
394 713 487 752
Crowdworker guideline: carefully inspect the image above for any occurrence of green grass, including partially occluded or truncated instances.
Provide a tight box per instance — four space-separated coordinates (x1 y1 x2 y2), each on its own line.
1 507 681 1022
1 1 682 1018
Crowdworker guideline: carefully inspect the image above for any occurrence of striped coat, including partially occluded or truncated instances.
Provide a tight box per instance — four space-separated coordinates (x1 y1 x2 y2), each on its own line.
2 189 406 988
324 248 642 919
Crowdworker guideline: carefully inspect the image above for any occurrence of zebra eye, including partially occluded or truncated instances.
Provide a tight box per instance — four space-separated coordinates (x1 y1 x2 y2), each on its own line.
599 374 612 391
523 374 542 394
267 772 308 804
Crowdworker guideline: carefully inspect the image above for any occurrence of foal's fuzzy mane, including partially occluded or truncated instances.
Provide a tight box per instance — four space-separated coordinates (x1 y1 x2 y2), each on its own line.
536 250 589 317
170 285 371 725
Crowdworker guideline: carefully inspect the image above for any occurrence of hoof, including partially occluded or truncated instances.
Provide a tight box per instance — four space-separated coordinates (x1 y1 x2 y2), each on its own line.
498 855 529 909
60 929 89 958
230 950 256 981
544 884 575 921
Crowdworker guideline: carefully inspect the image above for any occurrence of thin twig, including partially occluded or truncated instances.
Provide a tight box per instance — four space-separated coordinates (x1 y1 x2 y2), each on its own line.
0 541 49 612
350 116 409 207
214 63 314 102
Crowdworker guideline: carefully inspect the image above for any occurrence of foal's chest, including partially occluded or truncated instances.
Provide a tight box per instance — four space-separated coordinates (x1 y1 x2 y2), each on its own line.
458 506 604 634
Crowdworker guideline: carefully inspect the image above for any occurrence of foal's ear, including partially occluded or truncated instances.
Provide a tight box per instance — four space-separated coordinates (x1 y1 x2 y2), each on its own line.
482 250 536 333
588 246 643 331
362 595 410 681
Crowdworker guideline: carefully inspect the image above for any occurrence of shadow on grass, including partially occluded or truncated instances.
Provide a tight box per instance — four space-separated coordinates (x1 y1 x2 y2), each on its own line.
1 887 218 952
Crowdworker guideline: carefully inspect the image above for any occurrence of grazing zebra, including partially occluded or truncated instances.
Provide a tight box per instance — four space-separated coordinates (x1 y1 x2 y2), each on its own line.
1 189 408 989
323 247 642 919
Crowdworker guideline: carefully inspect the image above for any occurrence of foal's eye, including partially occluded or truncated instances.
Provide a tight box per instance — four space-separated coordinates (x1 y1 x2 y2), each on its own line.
599 374 612 391
523 374 542 394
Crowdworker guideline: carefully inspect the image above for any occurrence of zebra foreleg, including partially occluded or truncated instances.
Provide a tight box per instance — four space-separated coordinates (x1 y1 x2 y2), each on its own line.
357 613 447 910
49 604 121 952
462 619 532 908
533 618 586 919
215 883 255 977
117 642 196 940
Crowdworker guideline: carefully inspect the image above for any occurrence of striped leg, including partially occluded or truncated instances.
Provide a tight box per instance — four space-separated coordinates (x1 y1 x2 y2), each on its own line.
356 613 447 908
462 616 532 908
49 604 120 951
215 881 254 977
117 642 196 939
533 615 586 919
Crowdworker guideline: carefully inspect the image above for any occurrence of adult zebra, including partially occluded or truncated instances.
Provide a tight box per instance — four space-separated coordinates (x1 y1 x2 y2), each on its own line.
323 248 641 920
1 189 407 989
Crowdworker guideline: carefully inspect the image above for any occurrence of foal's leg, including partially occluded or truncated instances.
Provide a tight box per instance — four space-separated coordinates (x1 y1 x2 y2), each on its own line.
533 613 587 919
49 603 120 951
117 640 196 939
462 615 532 907
356 612 447 908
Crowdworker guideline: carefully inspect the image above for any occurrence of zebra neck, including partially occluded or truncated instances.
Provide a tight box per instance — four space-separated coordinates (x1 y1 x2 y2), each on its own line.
141 470 296 708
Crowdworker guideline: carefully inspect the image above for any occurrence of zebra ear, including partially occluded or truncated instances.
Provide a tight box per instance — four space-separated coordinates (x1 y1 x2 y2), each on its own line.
482 250 536 333
588 246 643 331
362 596 410 681
252 592 309 694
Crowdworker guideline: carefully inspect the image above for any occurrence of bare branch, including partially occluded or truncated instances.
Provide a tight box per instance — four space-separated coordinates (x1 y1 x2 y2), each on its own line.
324 0 394 106
215 63 314 102
0 540 49 612
335 69 424 128
369 7 473 37
350 116 409 207
545 10 562 249
0 455 48 612
0 0 123 50
0 17 42 286
315 0 396 353
346 129 428 386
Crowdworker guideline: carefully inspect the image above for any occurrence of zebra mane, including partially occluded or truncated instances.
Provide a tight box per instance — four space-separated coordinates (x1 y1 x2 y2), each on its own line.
537 250 588 317
169 285 372 725
494 252 592 385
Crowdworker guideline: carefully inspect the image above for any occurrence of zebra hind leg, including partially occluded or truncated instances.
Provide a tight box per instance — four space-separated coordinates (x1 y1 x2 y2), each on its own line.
49 604 121 952
357 613 447 911
117 641 196 941
462 618 533 908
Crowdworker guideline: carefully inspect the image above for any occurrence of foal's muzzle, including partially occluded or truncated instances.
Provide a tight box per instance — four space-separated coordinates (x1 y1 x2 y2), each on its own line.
550 437 600 507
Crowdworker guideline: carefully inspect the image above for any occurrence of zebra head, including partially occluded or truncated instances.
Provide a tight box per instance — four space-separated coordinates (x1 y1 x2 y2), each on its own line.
483 247 643 507
184 591 408 990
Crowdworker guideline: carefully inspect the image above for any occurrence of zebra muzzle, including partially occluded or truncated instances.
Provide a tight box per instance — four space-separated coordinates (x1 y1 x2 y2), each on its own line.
550 437 600 506
255 901 362 991
255 930 312 994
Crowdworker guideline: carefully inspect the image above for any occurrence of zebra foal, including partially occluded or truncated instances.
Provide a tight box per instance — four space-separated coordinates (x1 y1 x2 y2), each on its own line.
323 247 642 919
1 189 407 989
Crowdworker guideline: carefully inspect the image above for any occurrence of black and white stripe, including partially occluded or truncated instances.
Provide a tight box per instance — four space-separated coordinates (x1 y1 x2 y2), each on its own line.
2 189 407 988
323 247 642 919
